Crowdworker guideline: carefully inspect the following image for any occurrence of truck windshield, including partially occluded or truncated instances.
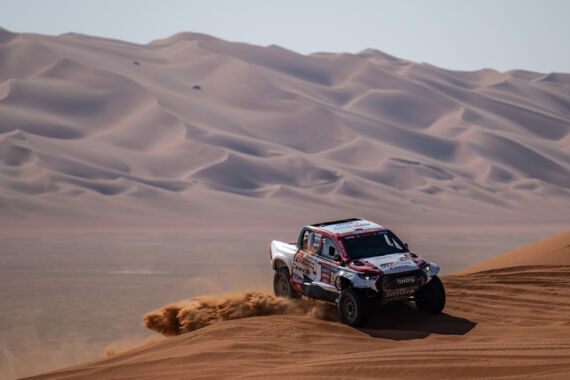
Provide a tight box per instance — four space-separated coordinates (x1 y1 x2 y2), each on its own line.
343 231 405 259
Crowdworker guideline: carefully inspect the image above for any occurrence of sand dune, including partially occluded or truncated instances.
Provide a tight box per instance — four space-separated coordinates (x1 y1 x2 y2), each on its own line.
0 26 569 232
26 232 570 379
456 229 570 274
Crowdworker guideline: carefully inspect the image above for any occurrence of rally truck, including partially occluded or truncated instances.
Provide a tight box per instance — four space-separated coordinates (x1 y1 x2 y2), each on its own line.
269 218 445 326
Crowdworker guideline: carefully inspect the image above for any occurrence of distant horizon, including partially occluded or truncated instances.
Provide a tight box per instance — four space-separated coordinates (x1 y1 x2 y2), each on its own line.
1 25 566 76
1 0 569 74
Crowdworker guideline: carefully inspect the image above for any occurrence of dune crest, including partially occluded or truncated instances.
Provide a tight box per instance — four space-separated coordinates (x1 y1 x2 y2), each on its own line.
455 229 570 274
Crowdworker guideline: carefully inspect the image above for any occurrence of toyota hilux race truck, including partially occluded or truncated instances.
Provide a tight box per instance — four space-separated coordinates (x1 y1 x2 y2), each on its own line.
269 218 445 326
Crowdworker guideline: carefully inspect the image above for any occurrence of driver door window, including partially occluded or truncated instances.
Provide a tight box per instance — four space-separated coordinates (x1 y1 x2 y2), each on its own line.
320 238 339 261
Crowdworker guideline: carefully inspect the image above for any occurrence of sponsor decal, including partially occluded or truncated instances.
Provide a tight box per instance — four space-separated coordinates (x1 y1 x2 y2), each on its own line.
308 261 318 276
412 258 426 267
385 288 415 298
381 260 414 270
320 264 333 283
292 262 304 274
395 276 416 286
292 252 304 276
293 252 318 277
291 273 303 283
322 221 384 234
330 222 355 230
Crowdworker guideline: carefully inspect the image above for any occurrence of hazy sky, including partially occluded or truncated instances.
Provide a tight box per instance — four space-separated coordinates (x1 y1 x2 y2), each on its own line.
2 0 569 73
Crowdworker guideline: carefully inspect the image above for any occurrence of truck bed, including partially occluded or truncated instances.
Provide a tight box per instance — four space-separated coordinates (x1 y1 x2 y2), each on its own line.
270 240 298 271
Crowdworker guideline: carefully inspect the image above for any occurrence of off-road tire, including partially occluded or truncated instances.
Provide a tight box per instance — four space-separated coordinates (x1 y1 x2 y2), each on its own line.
338 288 369 326
414 275 446 313
273 267 298 299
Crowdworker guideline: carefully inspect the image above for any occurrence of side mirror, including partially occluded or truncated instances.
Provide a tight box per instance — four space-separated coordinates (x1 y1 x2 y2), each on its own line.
404 243 409 251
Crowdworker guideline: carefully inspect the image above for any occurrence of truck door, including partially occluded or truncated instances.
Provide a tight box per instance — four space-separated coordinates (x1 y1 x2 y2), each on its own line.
313 236 341 292
292 231 321 284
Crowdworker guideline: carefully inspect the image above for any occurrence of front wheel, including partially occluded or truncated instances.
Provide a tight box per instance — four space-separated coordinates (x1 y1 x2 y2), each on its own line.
337 288 369 327
273 267 298 299
414 275 446 313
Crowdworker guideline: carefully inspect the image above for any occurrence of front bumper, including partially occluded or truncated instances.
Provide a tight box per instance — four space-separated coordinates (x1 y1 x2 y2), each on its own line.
376 269 426 299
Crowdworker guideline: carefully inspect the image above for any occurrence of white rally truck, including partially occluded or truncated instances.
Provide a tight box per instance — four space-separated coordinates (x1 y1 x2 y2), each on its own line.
269 218 445 326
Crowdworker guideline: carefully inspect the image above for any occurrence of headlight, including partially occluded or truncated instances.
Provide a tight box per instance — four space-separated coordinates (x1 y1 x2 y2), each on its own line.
422 264 431 273
357 273 377 281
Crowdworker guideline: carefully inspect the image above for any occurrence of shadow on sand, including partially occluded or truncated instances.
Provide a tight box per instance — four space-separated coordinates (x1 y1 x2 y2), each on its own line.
359 302 476 340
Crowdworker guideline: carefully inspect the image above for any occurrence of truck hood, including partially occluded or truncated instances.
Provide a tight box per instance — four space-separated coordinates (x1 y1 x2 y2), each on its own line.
359 253 423 274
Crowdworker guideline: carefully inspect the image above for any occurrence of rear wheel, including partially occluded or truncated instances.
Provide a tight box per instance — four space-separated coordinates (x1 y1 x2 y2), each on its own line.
338 288 369 326
273 267 297 299
414 275 446 313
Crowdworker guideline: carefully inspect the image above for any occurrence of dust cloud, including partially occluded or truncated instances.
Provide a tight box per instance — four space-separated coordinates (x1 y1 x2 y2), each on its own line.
144 291 336 336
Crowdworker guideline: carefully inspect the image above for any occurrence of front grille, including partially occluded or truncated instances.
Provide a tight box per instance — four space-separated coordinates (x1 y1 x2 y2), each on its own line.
376 269 425 291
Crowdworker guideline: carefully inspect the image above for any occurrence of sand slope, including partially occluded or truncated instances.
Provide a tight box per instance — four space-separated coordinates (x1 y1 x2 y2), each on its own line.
0 27 569 231
27 234 570 379
456 229 570 274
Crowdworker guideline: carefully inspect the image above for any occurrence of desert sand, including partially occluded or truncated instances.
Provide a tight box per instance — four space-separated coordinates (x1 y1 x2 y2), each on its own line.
456 229 570 274
25 231 570 379
1 25 569 379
